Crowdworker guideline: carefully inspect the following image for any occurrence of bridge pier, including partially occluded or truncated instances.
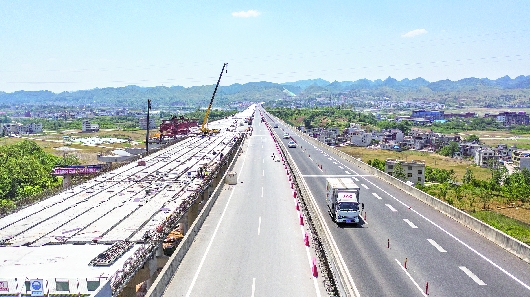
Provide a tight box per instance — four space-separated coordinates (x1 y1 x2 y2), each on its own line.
62 174 72 188
118 244 168 297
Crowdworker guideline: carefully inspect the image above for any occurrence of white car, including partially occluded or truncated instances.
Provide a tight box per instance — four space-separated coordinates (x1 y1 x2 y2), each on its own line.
283 133 290 139
288 141 297 148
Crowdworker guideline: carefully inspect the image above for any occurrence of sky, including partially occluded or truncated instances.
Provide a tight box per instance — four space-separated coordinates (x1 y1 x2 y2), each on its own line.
1 0 529 93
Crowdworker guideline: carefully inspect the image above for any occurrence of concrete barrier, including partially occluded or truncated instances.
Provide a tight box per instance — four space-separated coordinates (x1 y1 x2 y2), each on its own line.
271 114 530 264
145 140 243 297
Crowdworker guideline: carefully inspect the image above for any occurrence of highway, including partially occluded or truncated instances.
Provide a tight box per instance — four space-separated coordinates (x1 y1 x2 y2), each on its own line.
264 109 530 297
162 116 326 296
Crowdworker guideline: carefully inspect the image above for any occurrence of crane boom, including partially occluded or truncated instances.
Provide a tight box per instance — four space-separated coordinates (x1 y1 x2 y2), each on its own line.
201 63 228 133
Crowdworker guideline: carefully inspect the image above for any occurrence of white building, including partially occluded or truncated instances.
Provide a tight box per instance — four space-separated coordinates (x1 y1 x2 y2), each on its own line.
2 123 19 135
82 120 99 132
385 159 425 185
139 117 157 130
512 150 530 171
350 131 372 147
474 148 498 167
19 123 43 134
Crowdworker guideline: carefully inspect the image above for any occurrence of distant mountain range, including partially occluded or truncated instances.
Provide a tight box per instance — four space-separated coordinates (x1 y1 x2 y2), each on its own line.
0 75 529 108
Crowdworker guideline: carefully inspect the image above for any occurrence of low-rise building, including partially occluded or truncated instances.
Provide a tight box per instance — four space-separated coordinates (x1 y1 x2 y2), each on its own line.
139 117 157 130
411 109 444 121
2 123 19 135
474 148 498 167
19 123 43 134
82 120 99 132
512 150 530 171
385 159 425 185
350 130 372 147
485 111 530 127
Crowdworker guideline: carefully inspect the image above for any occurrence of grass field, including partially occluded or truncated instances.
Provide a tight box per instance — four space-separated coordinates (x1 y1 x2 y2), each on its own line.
470 211 530 245
337 146 492 181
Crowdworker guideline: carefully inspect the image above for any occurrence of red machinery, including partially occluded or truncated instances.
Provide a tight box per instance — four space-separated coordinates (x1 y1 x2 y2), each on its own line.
159 116 199 138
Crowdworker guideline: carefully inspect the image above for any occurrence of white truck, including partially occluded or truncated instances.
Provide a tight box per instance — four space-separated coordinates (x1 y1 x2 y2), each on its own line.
326 177 363 224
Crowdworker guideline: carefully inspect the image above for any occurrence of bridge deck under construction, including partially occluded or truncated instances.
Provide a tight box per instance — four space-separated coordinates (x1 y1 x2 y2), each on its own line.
0 107 255 295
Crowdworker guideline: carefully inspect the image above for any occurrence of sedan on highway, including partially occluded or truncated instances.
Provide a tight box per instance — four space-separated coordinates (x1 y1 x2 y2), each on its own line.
288 141 297 148
283 133 290 139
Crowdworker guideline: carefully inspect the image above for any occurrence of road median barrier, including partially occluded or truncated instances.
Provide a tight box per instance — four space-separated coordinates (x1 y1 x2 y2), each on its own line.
270 121 357 297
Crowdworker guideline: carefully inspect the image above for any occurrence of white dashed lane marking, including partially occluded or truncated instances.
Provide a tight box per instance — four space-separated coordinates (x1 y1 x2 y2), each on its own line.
427 239 447 252
460 266 487 285
403 219 418 228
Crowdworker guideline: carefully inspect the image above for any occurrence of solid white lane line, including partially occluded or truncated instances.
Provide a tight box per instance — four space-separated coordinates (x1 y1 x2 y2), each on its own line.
361 184 369 189
352 177 359 181
360 176 530 291
185 186 237 297
345 171 350 174
427 239 447 252
372 193 382 200
385 204 397 212
404 219 418 228
251 278 256 297
395 259 428 296
460 266 487 285
258 217 261 235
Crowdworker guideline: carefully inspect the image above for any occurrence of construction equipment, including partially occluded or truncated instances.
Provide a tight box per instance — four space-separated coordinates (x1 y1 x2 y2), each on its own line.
200 63 228 134
159 116 199 138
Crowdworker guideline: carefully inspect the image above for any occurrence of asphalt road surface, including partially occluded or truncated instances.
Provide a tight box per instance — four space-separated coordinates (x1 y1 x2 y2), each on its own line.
163 116 326 297
265 109 530 297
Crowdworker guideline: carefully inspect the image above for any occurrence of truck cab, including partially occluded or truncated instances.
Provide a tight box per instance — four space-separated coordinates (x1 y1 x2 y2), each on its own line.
326 178 362 224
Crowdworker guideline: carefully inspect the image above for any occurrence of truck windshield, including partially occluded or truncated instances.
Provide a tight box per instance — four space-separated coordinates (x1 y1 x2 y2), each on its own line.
338 202 358 211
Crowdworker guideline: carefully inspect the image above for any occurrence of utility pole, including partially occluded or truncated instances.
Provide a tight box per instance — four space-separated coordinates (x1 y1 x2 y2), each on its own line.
146 99 152 154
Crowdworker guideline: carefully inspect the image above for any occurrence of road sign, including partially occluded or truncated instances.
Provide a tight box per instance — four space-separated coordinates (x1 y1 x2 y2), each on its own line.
0 281 8 292
30 279 43 296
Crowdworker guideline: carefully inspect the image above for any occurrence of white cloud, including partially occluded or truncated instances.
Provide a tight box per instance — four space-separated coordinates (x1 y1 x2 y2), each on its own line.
231 10 260 18
401 29 428 38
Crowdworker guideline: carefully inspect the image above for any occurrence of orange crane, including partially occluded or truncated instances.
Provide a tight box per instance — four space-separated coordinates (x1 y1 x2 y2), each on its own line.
200 63 228 134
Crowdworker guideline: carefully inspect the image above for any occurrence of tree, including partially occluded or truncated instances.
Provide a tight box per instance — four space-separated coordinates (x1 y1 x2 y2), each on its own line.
438 141 460 157
462 168 475 184
367 159 385 171
425 167 456 183
393 162 407 181
465 134 480 143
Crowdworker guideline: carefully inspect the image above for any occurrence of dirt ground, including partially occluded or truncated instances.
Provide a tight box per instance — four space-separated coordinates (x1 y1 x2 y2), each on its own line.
2 129 148 165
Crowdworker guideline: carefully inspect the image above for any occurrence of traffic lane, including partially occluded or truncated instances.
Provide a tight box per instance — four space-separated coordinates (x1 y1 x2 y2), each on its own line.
277 132 530 296
163 130 320 296
357 174 530 295
276 133 427 295
294 140 530 295
285 135 530 295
